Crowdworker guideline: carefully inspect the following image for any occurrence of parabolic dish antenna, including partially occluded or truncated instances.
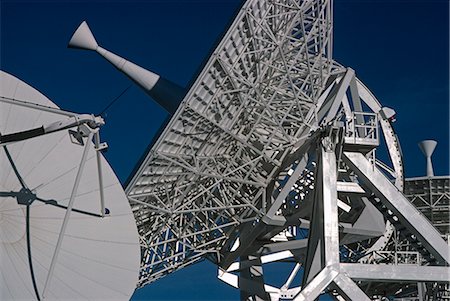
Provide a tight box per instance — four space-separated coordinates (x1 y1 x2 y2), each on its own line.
0 70 140 300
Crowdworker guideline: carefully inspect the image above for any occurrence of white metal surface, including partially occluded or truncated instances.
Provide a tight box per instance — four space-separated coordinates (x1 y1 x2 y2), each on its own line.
0 71 140 300
340 264 450 283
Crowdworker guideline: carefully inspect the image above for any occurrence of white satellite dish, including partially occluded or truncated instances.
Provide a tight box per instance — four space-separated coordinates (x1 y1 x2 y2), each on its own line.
0 70 140 300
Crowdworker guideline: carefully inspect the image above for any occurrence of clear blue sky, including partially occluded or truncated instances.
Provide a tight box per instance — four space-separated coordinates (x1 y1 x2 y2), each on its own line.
1 0 448 300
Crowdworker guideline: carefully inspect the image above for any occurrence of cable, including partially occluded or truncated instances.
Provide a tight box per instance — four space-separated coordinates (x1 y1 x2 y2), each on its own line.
98 85 132 116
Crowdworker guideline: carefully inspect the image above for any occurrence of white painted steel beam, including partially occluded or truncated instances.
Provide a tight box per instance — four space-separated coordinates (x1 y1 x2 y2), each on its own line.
332 274 371 301
340 263 450 283
294 266 339 301
302 138 339 286
43 131 94 297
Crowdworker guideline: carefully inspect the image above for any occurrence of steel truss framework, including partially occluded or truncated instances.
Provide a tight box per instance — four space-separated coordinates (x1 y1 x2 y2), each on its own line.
125 0 450 298
405 176 450 236
126 0 340 285
216 72 450 300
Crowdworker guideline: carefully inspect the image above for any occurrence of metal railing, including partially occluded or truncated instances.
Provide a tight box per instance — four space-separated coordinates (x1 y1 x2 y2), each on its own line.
345 111 379 146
